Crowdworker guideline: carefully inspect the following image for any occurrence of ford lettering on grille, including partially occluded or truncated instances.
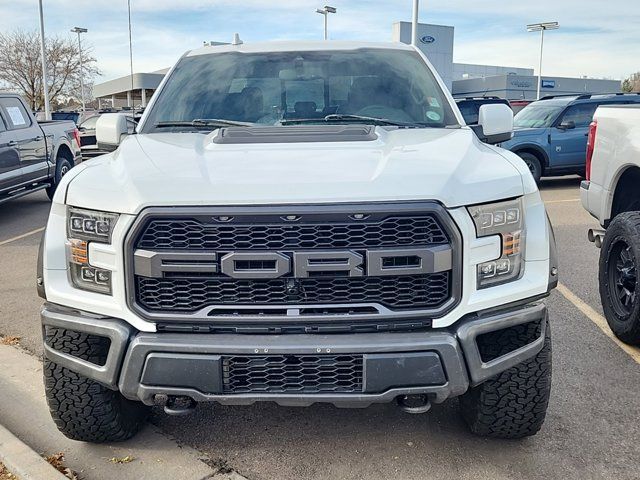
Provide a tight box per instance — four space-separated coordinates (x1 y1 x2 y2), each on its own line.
127 205 460 321
133 246 453 279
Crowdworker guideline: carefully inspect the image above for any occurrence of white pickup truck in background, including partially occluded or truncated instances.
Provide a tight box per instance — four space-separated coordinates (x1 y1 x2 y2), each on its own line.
581 104 640 344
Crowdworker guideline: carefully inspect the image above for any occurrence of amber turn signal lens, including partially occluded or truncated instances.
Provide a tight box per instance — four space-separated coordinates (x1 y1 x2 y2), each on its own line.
69 239 88 264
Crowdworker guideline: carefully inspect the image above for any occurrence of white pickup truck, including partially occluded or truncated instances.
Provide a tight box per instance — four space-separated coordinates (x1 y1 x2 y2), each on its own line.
38 41 557 443
581 104 640 345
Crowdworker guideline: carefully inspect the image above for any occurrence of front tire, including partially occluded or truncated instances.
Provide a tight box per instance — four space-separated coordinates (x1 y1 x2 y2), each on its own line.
599 212 640 345
459 320 552 439
43 327 148 443
518 152 543 184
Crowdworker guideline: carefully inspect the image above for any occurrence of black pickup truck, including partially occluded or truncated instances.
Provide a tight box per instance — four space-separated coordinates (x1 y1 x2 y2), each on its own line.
0 93 82 204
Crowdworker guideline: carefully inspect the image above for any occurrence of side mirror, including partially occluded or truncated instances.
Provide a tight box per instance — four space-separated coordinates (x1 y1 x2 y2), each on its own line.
558 120 576 130
472 104 513 144
96 113 129 151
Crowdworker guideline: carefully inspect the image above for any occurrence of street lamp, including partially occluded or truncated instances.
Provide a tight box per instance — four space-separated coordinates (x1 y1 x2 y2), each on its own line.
411 0 420 46
70 27 88 111
315 6 336 40
38 0 51 120
527 21 559 100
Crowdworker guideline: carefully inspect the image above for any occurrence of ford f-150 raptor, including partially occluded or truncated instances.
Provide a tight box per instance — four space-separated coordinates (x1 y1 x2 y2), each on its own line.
38 41 557 442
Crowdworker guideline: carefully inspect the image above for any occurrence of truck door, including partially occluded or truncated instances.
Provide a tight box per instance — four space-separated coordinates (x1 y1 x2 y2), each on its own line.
548 103 597 171
0 112 23 193
0 96 49 184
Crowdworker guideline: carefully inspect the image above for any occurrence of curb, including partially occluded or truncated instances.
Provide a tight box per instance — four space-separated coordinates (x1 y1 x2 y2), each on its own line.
0 423 67 480
0 344 216 480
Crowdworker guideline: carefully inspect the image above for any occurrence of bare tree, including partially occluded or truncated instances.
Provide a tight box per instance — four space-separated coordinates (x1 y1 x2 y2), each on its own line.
0 30 100 110
622 73 640 93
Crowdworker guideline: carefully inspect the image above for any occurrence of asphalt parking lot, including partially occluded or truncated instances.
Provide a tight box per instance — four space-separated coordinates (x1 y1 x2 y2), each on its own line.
1 178 639 480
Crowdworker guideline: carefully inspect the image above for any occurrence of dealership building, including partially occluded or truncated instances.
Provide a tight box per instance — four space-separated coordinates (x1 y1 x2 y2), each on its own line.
393 21 620 100
93 21 621 108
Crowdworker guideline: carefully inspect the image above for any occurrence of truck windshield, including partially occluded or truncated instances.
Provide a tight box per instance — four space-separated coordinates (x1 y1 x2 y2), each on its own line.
142 48 458 132
513 103 565 128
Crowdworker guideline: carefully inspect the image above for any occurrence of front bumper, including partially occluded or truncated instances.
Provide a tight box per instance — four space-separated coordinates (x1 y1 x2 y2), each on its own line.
41 301 548 408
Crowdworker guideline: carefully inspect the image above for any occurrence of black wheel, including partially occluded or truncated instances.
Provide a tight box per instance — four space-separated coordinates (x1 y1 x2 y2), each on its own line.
459 319 552 439
46 155 73 200
43 327 148 443
518 152 543 184
599 212 640 345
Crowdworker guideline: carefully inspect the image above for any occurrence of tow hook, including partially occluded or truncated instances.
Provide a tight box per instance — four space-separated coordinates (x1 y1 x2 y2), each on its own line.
396 394 432 414
588 228 606 248
154 394 197 416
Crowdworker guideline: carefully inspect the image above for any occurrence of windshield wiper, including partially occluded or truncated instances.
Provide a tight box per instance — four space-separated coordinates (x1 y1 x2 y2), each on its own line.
153 118 256 130
280 114 424 127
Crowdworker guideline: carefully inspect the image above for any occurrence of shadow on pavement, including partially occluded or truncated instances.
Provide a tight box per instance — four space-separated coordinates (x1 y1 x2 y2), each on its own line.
538 175 582 190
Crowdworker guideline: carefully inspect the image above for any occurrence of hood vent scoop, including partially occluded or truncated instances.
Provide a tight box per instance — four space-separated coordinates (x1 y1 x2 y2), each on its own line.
213 125 378 144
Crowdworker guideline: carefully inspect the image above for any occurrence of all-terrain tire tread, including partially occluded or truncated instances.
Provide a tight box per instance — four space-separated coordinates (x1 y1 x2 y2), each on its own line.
460 320 552 439
43 328 148 443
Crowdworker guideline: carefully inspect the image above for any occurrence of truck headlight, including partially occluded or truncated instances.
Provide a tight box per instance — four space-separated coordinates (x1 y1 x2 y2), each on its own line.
468 198 525 288
66 207 118 294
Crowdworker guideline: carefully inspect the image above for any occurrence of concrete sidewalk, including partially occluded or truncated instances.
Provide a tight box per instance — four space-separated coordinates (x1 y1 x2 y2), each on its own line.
0 423 67 480
0 343 237 480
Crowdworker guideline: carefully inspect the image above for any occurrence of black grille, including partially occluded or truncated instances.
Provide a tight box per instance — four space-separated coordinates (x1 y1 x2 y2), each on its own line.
136 272 450 312
136 215 449 250
222 355 363 393
130 207 458 319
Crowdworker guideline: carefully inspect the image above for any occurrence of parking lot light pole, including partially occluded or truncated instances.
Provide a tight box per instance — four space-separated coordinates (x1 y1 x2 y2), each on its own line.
71 27 88 112
315 6 336 40
527 22 560 100
411 0 419 46
38 0 51 120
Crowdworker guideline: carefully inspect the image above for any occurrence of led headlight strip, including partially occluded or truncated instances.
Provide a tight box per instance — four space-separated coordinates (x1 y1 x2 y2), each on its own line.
66 207 119 294
468 198 525 288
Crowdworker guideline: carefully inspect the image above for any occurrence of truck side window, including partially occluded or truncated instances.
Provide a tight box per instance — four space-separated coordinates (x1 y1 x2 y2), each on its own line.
0 97 31 130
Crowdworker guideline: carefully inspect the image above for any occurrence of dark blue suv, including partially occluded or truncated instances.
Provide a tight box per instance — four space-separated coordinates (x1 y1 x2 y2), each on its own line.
500 93 640 182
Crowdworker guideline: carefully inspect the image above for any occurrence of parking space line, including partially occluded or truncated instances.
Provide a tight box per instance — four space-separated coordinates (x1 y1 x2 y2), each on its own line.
557 283 640 364
544 199 580 204
0 227 45 247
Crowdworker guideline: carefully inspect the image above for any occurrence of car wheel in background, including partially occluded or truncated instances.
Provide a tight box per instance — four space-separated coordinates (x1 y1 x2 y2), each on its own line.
46 155 73 200
517 152 543 184
599 212 640 345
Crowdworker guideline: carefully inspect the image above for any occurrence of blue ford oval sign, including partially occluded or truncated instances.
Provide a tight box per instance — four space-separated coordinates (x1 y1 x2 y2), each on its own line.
420 35 435 44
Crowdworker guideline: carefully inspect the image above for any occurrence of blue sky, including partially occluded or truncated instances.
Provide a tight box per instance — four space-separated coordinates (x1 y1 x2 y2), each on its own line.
1 0 637 83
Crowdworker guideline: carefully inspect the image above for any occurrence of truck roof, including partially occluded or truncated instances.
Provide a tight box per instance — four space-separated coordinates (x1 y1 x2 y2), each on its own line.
538 93 640 106
186 40 416 57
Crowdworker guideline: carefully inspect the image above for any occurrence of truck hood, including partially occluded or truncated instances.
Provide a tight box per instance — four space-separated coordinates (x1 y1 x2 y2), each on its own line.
66 127 525 214
499 127 545 149
512 127 543 135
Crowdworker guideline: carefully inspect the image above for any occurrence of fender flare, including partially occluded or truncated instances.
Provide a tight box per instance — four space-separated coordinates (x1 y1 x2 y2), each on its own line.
51 137 75 167
509 143 550 168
